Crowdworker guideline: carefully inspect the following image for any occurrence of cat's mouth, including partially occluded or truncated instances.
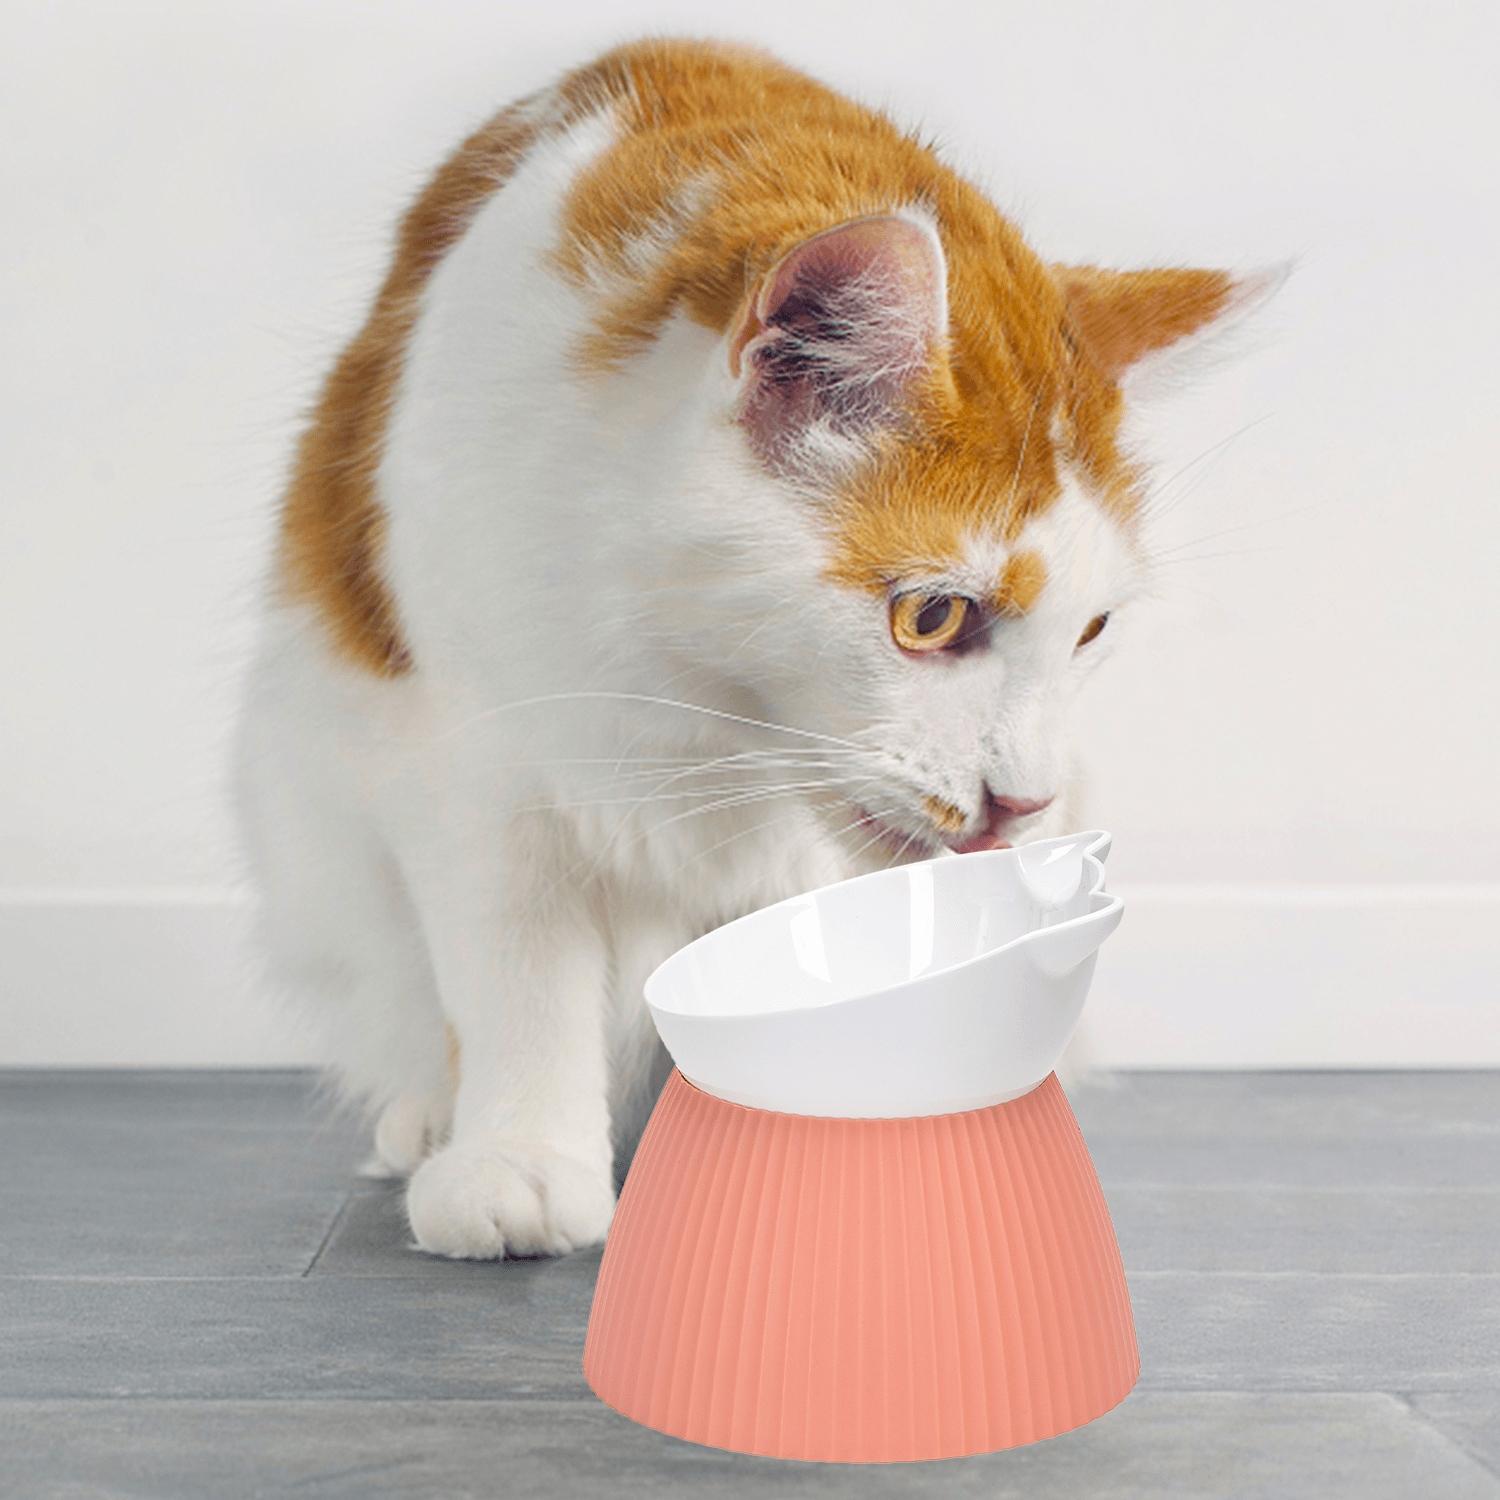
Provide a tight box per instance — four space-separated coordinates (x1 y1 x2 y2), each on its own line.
844 802 1015 859
844 804 943 862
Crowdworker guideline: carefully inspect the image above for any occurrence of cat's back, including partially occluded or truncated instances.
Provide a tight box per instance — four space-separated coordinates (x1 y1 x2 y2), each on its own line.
272 39 959 682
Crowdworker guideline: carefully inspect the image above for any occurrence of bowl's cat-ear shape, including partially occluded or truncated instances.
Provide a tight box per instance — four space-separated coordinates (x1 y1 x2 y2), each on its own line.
1016 830 1111 909
1015 831 1119 979
1024 901 1124 981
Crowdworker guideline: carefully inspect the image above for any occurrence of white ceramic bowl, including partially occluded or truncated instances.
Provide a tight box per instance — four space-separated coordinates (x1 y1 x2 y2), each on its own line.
644 830 1124 1118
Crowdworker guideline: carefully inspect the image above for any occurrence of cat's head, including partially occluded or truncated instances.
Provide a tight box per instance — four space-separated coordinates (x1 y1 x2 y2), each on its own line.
673 210 1269 859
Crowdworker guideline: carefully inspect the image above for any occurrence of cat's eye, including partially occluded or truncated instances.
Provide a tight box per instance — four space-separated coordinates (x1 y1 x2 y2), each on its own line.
1076 612 1110 649
891 592 972 653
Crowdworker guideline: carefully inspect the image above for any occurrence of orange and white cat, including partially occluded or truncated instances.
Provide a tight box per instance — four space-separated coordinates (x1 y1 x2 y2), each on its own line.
236 39 1265 1258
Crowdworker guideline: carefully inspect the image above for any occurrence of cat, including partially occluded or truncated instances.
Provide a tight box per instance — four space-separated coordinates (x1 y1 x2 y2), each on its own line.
235 38 1266 1259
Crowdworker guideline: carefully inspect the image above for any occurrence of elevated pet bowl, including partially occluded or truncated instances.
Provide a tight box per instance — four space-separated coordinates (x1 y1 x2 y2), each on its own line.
584 832 1137 1463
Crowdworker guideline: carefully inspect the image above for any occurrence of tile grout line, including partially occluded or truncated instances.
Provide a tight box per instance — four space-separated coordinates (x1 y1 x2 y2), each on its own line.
1127 1269 1500 1279
0 1388 1491 1407
1390 1391 1500 1484
5 1267 1495 1284
1097 1183 1500 1194
301 1192 355 1278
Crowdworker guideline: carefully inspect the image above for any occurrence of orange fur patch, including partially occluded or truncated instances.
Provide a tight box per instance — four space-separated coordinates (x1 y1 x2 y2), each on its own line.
555 43 1083 578
555 41 1236 590
923 795 967 835
1055 266 1235 380
276 100 547 674
280 40 1240 670
995 551 1048 617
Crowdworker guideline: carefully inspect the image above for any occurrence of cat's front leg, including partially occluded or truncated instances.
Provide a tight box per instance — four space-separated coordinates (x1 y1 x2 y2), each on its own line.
403 834 615 1259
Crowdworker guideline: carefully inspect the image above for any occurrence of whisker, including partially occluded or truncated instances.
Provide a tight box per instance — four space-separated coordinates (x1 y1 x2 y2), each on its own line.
510 777 854 817
841 809 914 867
1005 389 1044 512
582 752 861 792
621 746 867 802
1148 493 1329 563
1149 544 1284 567
438 690 866 750
663 802 832 880
1140 414 1274 520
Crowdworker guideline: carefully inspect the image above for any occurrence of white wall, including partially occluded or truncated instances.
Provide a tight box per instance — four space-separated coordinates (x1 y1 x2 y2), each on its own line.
3 0 1496 1064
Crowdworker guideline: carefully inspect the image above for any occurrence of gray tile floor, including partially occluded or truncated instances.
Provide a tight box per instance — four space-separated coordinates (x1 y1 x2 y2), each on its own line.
2 1071 1497 1498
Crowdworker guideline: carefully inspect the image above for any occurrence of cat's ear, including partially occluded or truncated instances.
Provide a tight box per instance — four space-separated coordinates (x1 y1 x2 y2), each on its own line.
729 214 947 474
1053 264 1284 384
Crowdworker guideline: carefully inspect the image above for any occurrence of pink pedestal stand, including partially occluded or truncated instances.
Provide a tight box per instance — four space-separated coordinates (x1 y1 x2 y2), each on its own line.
584 1069 1138 1463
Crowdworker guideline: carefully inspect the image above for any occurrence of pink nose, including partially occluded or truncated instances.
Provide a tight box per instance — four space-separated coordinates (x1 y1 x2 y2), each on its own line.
949 791 1055 854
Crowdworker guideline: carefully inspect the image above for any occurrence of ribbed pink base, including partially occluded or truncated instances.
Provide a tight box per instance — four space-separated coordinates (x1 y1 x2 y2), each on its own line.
584 1071 1138 1463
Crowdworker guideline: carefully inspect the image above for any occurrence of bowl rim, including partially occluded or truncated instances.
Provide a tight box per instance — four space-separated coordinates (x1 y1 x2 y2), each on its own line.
644 829 1121 1021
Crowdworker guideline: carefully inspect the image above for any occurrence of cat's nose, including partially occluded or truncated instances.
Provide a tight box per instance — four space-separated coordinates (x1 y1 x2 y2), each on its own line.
949 790 1055 854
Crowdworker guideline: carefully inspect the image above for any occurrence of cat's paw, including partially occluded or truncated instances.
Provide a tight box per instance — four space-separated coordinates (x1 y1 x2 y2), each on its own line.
405 1138 615 1259
359 1086 455 1180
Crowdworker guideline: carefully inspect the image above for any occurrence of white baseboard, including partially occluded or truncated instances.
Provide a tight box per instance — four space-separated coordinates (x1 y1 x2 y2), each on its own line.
1 886 1496 1068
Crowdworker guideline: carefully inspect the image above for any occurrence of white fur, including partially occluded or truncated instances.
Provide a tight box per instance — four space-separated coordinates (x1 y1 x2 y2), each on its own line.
235 105 1139 1258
